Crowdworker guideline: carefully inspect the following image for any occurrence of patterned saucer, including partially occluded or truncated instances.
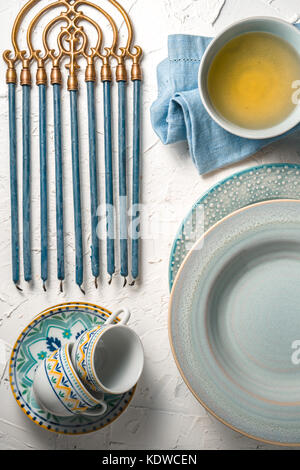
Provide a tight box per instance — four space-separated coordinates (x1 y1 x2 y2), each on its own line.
169 163 300 291
9 303 136 435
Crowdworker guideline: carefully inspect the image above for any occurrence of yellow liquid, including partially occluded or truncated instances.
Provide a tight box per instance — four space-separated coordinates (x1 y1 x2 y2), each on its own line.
207 32 300 129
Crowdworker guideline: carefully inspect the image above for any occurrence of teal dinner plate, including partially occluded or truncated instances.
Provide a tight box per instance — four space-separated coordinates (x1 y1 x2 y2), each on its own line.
9 303 135 435
169 163 300 291
169 200 300 446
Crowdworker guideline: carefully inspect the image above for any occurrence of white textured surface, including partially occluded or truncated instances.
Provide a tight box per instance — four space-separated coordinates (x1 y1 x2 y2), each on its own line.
1 0 300 450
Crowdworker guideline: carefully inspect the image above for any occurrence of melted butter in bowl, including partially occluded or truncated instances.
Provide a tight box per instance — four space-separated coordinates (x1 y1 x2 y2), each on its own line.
208 32 300 130
199 17 300 139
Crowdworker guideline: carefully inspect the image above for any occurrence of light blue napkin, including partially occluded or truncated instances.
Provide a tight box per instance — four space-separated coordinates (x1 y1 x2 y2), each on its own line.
150 31 300 175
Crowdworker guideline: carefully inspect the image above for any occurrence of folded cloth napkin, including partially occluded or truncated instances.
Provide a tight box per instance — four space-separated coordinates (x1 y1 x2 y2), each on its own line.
150 31 300 175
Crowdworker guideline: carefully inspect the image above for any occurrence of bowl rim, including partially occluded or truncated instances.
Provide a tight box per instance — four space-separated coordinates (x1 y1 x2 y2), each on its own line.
198 16 300 139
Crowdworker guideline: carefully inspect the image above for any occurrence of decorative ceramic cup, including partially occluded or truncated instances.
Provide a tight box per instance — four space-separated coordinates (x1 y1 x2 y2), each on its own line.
198 16 300 139
33 343 108 417
71 308 144 395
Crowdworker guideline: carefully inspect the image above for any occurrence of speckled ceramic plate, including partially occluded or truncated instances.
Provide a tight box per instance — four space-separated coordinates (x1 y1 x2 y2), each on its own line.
9 303 135 435
169 200 300 446
169 163 300 291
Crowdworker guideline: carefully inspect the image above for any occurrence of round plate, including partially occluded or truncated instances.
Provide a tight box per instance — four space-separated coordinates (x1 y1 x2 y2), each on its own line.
169 163 300 291
169 200 300 446
9 303 135 435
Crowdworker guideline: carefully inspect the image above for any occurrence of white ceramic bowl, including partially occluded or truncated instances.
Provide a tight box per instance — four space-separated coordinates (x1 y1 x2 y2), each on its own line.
198 17 300 139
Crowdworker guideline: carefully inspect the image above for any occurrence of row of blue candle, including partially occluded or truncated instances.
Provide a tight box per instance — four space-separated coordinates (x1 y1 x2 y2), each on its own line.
7 64 142 291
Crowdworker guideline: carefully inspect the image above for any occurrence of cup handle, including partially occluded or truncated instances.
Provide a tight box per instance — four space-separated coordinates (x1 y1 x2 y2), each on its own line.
105 308 131 326
96 397 108 415
84 399 108 417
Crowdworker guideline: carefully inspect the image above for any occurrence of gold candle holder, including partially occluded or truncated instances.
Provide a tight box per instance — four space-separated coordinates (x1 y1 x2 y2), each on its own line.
3 0 143 289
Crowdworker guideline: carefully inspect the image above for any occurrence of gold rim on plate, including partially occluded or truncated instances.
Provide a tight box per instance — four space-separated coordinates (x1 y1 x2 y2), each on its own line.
168 199 300 447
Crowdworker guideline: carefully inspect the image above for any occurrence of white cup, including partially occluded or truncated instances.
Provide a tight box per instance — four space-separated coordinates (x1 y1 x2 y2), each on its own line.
72 308 144 395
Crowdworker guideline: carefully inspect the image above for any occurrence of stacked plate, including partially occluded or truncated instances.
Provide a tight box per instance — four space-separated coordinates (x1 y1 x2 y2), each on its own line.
169 164 300 446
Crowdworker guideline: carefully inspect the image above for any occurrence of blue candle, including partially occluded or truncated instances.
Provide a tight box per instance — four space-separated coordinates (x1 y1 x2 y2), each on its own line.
131 79 141 283
70 89 84 290
87 81 100 284
8 83 20 286
53 83 65 286
103 80 115 282
118 80 128 284
39 84 48 289
22 84 32 282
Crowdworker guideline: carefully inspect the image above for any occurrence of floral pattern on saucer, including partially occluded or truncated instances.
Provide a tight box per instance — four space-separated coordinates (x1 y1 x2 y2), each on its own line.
9 303 135 435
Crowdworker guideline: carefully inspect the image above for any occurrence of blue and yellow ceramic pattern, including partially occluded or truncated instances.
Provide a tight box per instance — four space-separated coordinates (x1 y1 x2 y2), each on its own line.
74 327 100 392
169 163 300 291
9 302 135 434
45 344 98 413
